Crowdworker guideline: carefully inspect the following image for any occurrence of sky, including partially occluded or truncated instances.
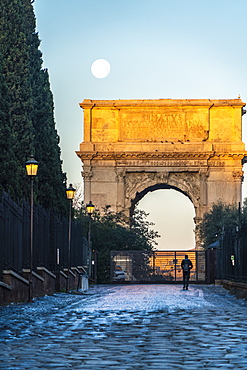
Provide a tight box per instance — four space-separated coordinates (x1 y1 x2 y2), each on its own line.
33 0 247 250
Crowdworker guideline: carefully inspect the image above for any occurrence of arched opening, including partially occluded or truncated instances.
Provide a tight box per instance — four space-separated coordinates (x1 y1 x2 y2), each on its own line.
135 188 196 250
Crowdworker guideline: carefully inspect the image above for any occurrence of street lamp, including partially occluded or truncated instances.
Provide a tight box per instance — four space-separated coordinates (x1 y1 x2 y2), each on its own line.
25 155 39 302
66 183 76 292
86 201 95 279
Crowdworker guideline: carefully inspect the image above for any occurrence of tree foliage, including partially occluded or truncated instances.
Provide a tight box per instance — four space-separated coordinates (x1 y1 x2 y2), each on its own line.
196 201 246 248
0 52 17 196
74 206 160 283
0 0 67 214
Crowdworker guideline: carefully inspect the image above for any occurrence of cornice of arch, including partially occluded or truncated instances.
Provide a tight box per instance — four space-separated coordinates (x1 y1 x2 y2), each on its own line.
77 151 211 160
80 98 246 109
76 151 247 162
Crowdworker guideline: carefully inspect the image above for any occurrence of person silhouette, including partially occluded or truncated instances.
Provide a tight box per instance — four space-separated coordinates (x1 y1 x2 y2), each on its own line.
181 254 193 290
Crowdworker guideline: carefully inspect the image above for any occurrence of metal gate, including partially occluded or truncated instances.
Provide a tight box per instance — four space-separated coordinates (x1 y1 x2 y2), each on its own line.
110 250 206 283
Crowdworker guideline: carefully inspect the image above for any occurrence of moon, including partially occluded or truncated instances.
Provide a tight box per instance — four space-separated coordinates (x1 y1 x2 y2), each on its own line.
91 59 111 79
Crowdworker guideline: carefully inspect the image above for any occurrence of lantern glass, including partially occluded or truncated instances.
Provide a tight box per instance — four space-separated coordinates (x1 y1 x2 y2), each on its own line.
25 156 39 177
66 184 76 200
86 201 95 215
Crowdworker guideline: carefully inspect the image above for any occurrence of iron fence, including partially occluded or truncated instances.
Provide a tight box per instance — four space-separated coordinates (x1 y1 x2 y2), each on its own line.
0 192 88 280
110 250 206 283
216 225 247 282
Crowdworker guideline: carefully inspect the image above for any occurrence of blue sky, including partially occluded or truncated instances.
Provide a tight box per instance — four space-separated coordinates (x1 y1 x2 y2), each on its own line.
33 0 247 250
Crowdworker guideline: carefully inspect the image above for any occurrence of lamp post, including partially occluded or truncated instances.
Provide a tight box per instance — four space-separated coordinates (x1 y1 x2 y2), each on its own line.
86 201 95 279
66 183 76 292
25 155 39 302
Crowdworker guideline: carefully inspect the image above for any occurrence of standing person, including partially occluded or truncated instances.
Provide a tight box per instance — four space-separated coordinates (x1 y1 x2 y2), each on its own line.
181 254 193 290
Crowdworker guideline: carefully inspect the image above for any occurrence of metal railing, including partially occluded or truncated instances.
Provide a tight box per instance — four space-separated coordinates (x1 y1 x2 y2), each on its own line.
216 225 247 282
0 192 88 280
110 250 206 283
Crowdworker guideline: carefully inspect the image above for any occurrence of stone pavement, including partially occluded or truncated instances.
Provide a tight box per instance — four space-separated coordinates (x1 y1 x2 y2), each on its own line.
1 284 247 369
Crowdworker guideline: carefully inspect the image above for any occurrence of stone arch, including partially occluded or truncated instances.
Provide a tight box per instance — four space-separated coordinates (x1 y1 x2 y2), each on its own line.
125 171 200 218
77 98 246 248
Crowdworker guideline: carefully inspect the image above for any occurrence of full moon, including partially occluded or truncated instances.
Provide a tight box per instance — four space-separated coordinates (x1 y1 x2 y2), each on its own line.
91 59 111 79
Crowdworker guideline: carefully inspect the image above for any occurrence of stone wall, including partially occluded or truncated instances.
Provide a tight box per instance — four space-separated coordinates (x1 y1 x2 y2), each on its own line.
0 267 84 305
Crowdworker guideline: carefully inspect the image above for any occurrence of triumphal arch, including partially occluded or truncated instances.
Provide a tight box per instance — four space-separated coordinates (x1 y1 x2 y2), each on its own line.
76 98 246 225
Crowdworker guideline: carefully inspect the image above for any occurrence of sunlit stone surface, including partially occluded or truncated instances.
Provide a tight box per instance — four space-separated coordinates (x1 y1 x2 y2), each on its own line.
77 99 246 234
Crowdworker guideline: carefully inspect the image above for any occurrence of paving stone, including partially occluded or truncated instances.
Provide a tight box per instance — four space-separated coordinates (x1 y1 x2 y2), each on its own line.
1 284 247 369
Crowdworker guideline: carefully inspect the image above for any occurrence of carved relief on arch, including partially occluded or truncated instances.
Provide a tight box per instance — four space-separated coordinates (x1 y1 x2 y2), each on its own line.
125 172 164 204
168 172 200 203
124 171 201 210
82 169 93 180
232 170 244 182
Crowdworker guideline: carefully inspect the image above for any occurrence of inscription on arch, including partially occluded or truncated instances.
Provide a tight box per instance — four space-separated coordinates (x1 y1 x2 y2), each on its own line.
120 109 209 142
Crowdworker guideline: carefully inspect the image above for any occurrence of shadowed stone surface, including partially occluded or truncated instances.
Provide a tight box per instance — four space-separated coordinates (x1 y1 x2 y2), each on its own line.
1 284 247 369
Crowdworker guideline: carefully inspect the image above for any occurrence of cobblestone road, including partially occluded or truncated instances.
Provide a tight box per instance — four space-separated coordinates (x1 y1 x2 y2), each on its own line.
1 284 247 369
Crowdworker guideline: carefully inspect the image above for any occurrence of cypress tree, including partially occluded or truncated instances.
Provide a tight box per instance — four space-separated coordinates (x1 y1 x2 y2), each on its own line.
0 0 68 214
0 53 17 196
24 0 67 214
0 0 35 199
33 69 67 215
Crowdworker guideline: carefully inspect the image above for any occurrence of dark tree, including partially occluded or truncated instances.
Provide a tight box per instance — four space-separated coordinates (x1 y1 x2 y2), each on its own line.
196 201 247 248
0 0 67 214
0 53 17 196
0 0 34 199
74 206 160 283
